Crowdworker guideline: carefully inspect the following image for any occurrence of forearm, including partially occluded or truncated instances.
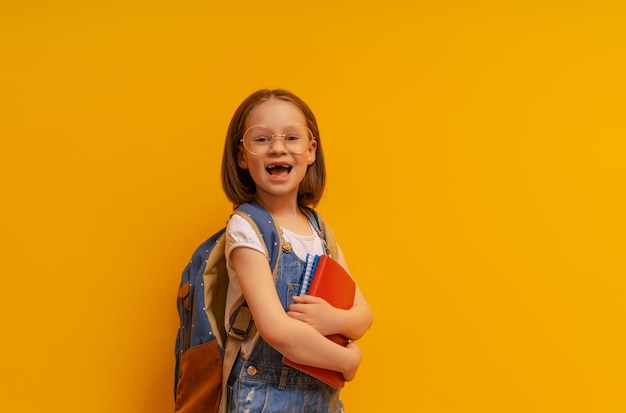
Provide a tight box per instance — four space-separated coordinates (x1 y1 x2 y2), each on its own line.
261 313 360 375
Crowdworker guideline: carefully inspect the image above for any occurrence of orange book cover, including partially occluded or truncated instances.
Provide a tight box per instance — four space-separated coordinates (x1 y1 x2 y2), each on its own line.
283 255 356 388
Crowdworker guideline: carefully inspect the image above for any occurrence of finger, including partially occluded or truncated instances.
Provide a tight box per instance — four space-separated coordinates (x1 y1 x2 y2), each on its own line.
286 311 303 320
293 294 320 304
288 303 303 312
291 295 307 303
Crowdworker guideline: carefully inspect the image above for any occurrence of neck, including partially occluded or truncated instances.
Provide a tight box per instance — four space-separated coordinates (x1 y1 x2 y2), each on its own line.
254 194 303 222
254 195 313 235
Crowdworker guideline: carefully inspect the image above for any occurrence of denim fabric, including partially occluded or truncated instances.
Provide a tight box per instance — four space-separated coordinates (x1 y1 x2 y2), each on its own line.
227 248 344 413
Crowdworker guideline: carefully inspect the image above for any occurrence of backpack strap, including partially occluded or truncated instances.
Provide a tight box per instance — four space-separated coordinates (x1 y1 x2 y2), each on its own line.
219 202 283 413
301 207 339 259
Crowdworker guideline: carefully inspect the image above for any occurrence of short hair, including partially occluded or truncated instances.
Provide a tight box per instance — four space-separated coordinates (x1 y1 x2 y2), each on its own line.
221 89 326 208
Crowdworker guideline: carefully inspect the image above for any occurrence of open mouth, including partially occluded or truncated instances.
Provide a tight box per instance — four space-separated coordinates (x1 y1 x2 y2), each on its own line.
266 164 292 176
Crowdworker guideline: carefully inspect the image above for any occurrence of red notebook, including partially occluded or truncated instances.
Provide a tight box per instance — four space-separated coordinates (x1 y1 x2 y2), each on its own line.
283 254 356 388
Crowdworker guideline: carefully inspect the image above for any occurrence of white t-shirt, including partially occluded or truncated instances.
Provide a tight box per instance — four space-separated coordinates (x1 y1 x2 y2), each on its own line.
224 213 326 357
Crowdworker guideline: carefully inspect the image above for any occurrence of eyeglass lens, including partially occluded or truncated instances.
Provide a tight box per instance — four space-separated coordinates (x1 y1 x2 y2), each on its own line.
243 125 312 154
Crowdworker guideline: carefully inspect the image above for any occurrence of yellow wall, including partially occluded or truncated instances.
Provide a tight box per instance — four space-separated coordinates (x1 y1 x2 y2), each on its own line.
1 1 625 412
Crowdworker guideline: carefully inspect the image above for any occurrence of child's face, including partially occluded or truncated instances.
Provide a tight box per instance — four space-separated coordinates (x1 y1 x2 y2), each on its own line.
238 98 317 202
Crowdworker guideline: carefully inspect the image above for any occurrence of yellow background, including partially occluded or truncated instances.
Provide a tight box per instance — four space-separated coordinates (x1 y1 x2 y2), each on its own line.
1 1 625 412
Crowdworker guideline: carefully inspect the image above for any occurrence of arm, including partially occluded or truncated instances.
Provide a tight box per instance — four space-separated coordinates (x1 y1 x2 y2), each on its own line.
230 246 361 380
288 245 374 340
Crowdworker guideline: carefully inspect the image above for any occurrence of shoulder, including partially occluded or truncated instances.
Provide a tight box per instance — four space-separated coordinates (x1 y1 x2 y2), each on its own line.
225 214 265 254
226 213 254 234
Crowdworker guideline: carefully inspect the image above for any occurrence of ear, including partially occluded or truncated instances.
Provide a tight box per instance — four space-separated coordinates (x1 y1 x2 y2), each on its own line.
238 149 248 169
306 140 317 165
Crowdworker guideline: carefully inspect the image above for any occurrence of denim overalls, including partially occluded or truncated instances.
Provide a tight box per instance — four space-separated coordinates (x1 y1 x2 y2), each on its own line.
227 245 345 413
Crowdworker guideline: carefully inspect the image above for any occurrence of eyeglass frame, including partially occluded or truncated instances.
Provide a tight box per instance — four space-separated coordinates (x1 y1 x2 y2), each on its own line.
240 124 316 155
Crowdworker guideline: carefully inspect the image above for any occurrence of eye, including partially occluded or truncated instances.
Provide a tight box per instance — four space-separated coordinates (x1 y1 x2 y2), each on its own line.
251 134 271 143
285 134 301 142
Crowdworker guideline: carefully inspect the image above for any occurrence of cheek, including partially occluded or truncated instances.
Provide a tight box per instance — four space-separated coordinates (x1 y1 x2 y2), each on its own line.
241 155 267 173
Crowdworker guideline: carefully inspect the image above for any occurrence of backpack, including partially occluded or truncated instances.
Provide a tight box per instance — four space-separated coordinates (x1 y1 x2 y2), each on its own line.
174 202 337 413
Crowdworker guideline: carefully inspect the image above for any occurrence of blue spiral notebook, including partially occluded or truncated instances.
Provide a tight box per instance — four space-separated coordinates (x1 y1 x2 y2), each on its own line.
298 253 320 296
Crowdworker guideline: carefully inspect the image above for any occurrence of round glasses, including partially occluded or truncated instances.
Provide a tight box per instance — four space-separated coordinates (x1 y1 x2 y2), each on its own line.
241 124 314 155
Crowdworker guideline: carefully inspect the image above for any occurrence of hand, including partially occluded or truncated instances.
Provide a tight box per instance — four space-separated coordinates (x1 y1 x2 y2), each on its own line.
287 295 343 336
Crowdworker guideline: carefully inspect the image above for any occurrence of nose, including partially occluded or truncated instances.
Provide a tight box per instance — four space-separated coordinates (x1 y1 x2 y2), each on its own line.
268 134 288 153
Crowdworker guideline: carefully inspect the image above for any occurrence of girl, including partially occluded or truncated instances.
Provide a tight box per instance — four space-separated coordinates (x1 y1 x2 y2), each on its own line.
221 89 373 412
